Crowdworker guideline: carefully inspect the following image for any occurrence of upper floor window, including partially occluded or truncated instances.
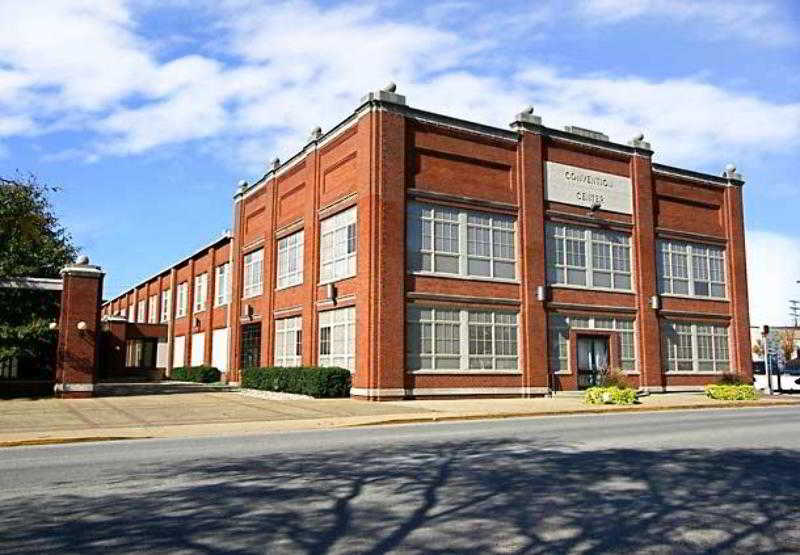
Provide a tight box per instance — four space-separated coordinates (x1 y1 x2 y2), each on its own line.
148 295 158 324
320 207 356 283
277 230 304 289
137 300 146 323
176 282 188 318
662 321 729 373
160 290 171 323
243 249 264 298
128 304 135 323
546 223 632 291
658 240 725 298
193 273 208 313
275 316 302 367
215 263 230 307
407 203 517 280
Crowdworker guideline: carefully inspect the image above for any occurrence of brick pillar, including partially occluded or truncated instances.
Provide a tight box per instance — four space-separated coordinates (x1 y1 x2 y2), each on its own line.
512 111 549 395
55 257 104 398
723 167 752 380
629 143 663 391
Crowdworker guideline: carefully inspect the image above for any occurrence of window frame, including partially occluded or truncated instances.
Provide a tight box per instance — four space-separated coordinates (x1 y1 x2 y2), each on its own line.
175 282 188 318
160 290 171 323
214 263 230 307
276 230 305 290
662 321 730 373
407 202 518 282
148 295 158 324
137 299 146 323
319 207 357 284
658 239 726 299
193 273 208 313
406 306 520 373
274 316 303 367
546 222 633 292
243 249 264 299
318 306 355 371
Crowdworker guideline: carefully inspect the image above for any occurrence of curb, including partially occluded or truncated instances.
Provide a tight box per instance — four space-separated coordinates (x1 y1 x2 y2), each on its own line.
0 436 148 448
342 400 800 428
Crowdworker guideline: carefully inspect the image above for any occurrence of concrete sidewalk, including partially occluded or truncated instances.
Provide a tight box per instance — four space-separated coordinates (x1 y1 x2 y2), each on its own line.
2 390 799 446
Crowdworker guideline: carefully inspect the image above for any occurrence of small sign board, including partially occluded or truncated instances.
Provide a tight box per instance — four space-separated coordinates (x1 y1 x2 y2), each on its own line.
544 161 633 215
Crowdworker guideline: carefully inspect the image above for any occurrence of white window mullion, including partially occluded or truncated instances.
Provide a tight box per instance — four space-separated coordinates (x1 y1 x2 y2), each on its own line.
459 309 469 370
458 212 468 276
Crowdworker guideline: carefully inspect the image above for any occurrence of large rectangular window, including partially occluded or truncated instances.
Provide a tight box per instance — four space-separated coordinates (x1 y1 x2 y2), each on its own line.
160 290 171 323
318 307 355 370
548 314 637 373
546 223 632 291
277 230 304 289
137 300 146 323
128 304 135 323
148 295 158 324
176 282 188 318
215 263 230 307
275 316 302 367
193 273 208 313
658 240 725 298
243 249 264 298
240 323 261 369
320 207 356 283
406 306 519 372
407 203 517 280
126 339 157 368
662 321 729 373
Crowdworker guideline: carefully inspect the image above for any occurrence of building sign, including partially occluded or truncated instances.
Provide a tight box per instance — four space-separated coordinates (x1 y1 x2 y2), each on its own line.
544 161 632 215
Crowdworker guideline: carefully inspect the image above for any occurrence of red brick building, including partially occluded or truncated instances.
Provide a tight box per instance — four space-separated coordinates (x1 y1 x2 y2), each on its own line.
102 85 751 399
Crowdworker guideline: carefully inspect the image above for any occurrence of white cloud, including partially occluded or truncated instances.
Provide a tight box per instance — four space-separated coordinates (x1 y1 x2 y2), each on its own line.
577 0 797 46
746 230 800 326
0 0 798 175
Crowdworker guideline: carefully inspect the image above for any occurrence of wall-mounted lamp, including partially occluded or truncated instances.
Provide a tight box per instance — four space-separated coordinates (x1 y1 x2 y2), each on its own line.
245 304 254 320
536 285 547 302
194 317 201 329
650 295 660 310
48 322 58 331
76 321 88 331
326 282 337 304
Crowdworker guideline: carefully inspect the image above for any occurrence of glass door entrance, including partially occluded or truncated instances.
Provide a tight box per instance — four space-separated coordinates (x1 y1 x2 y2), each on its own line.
577 336 609 389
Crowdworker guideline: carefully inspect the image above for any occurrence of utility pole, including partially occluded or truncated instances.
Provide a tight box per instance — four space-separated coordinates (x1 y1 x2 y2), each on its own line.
790 300 800 328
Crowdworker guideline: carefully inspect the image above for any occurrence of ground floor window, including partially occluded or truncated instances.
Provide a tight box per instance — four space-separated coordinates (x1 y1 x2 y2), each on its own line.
662 321 729 373
406 306 519 371
318 307 355 371
240 323 262 369
548 314 636 372
275 316 302 367
126 339 157 368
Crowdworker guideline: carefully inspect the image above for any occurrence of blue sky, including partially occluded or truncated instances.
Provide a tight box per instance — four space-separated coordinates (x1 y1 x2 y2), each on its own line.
1 0 798 325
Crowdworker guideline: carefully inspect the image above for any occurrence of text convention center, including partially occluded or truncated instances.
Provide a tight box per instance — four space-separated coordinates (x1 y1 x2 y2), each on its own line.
101 84 751 400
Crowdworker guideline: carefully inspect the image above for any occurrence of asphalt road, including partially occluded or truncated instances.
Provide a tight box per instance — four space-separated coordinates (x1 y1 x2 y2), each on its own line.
1 407 799 554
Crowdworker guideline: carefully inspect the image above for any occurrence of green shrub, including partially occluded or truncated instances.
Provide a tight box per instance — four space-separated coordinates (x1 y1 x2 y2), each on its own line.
597 367 631 389
170 365 221 384
704 384 759 401
242 366 351 398
584 386 637 405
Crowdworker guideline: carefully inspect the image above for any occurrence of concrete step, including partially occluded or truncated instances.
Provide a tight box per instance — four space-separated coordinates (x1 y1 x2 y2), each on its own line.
95 381 236 397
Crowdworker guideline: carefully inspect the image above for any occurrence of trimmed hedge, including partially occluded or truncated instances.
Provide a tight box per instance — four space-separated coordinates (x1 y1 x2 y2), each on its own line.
705 384 759 401
171 366 221 384
584 386 637 405
242 366 351 398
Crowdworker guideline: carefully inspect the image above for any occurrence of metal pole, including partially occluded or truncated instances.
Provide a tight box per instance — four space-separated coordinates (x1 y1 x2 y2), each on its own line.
763 329 773 395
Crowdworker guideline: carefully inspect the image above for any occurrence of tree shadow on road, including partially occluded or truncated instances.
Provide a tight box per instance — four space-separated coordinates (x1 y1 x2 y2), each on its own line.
2 436 799 553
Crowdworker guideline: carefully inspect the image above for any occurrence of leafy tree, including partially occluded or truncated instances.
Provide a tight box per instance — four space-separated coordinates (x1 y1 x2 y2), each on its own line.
0 173 78 366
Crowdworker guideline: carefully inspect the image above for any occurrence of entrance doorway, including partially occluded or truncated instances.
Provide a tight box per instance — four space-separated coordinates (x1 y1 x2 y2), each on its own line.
577 335 609 389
